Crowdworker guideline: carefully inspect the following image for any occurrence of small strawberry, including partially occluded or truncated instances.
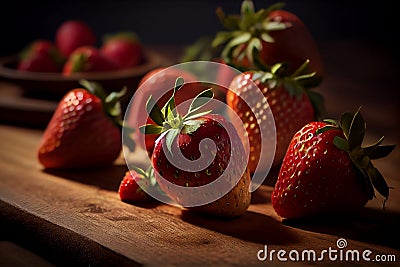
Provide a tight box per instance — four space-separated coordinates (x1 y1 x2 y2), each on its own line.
227 60 324 173
100 32 143 69
55 20 96 58
119 167 154 203
38 80 126 169
213 0 323 79
140 77 251 217
271 109 395 219
62 46 117 76
17 39 65 72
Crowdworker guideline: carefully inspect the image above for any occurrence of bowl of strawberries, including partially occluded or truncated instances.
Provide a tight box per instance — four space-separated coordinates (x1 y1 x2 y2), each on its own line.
0 20 168 97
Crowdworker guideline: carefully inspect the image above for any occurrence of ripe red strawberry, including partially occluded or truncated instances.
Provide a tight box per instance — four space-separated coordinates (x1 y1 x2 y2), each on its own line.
38 80 125 169
141 77 251 217
119 168 153 203
17 39 65 72
62 46 117 76
271 109 395 219
227 61 324 173
100 32 143 69
213 1 323 79
55 20 96 57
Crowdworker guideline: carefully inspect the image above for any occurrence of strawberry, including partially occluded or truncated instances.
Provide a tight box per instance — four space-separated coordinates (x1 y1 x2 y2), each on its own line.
119 167 153 203
100 32 143 69
271 109 395 219
140 77 251 217
17 39 65 72
128 67 197 155
55 20 96 58
213 0 323 80
227 61 324 173
62 46 117 76
38 80 126 169
18 52 60 73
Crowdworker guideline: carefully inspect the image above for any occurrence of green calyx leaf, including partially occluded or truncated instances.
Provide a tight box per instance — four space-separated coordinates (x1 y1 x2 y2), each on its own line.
162 77 184 120
140 77 215 154
322 107 395 204
213 0 288 69
122 123 136 152
181 119 204 135
164 128 181 155
105 86 127 117
253 60 321 94
103 31 139 44
184 88 213 121
129 165 159 188
347 107 366 150
315 124 339 135
146 95 164 126
79 79 125 126
139 124 163 135
252 60 325 119
71 53 87 73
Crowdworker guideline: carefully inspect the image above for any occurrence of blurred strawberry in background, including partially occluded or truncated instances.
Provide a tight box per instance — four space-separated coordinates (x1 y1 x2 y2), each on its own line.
62 46 117 76
100 32 143 70
17 39 65 72
55 20 96 58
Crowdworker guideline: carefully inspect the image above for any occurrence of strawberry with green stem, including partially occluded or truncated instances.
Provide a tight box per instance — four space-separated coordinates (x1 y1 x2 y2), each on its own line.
140 77 251 217
119 166 157 203
213 0 323 80
38 80 132 169
18 39 65 72
227 60 324 173
271 108 395 219
100 32 143 69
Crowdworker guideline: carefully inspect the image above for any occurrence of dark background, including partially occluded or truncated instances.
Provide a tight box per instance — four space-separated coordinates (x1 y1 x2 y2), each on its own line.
0 0 397 58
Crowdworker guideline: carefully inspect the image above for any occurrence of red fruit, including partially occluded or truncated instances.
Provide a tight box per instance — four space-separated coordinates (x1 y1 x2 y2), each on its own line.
100 32 143 69
62 46 117 75
17 39 65 72
18 52 60 73
227 61 323 173
141 78 251 217
271 109 395 219
38 81 125 169
55 20 96 57
213 1 323 79
119 169 151 203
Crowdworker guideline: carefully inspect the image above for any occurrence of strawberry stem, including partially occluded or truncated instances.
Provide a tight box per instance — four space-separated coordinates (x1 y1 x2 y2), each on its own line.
251 60 325 119
79 79 135 152
140 77 214 155
319 108 395 206
213 0 289 69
